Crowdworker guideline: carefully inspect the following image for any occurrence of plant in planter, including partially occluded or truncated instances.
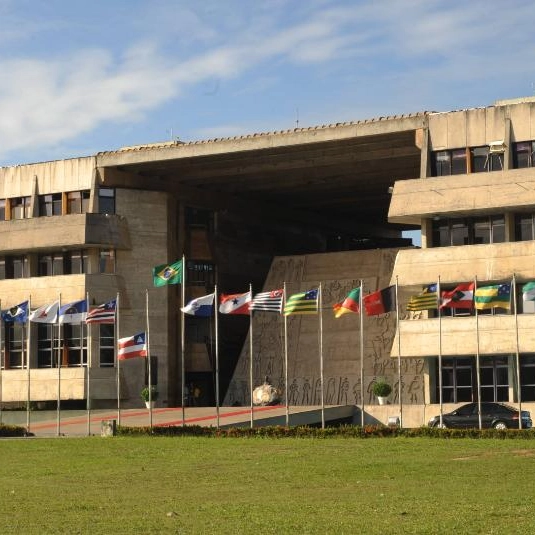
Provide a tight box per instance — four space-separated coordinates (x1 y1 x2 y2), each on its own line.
372 379 392 405
141 386 158 408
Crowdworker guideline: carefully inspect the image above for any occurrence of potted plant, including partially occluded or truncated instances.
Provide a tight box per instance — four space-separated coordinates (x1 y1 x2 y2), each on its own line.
141 386 158 408
372 379 392 405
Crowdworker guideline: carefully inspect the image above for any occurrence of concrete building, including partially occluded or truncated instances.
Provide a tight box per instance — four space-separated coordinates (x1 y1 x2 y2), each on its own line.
2 96 535 425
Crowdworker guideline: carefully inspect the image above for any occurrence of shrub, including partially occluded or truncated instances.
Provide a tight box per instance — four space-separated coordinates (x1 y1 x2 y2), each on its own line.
372 379 392 397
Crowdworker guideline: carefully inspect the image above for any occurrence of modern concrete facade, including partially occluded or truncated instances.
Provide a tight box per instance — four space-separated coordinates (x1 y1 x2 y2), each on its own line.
2 96 535 423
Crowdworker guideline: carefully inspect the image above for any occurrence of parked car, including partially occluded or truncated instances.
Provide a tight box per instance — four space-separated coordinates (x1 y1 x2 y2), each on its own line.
428 402 532 429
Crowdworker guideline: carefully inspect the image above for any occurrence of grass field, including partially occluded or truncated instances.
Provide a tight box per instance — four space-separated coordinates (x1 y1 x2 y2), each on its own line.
1 436 535 534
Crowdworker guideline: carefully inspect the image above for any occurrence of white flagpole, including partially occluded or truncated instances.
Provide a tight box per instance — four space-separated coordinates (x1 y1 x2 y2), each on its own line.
116 292 121 426
146 289 153 430
57 293 62 436
214 285 220 429
0 298 2 425
26 296 31 433
249 283 254 428
283 282 289 427
395 277 403 428
319 284 325 429
86 291 91 436
437 277 444 427
513 274 522 429
181 254 186 427
359 281 365 427
474 276 482 429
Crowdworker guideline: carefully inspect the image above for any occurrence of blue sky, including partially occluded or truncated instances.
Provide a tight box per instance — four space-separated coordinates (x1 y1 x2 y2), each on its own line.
1 0 535 167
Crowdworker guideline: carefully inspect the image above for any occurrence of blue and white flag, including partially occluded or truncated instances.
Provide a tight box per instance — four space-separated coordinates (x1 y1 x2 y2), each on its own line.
181 293 214 317
1 301 29 323
59 299 88 324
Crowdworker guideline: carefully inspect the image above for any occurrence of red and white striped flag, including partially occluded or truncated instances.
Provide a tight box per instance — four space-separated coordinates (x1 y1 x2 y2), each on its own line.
118 332 147 360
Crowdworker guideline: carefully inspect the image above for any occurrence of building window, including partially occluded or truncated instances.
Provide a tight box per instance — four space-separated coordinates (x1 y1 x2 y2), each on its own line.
98 187 115 215
431 149 467 176
432 216 505 247
10 197 31 219
4 323 25 369
63 324 87 367
520 355 535 401
37 324 56 368
470 146 504 173
0 199 5 221
513 141 535 168
480 356 509 401
38 253 65 276
186 260 215 286
440 358 474 403
515 213 535 241
99 324 115 367
67 191 90 214
99 249 115 273
67 250 88 274
38 193 62 216
0 255 28 279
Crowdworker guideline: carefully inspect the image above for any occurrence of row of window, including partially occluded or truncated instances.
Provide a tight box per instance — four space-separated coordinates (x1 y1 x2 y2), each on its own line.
435 355 535 403
2 324 114 369
0 188 115 221
431 213 535 247
431 141 535 177
0 250 115 279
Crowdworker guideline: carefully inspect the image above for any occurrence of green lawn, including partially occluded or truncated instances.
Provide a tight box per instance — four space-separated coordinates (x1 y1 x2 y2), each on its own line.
1 436 535 534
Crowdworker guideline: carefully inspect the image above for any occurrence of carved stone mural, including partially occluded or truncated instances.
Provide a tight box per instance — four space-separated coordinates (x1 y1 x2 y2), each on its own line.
223 248 425 407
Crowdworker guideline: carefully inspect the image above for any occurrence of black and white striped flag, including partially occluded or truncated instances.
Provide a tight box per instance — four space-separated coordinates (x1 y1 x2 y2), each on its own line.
250 289 284 313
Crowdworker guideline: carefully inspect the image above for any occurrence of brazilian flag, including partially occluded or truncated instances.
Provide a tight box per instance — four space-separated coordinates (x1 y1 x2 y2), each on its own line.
153 259 183 287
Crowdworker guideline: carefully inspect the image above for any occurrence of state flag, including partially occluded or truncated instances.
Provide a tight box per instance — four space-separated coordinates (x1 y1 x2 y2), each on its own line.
1 301 29 323
333 288 360 318
59 299 88 324
474 283 511 310
522 281 535 301
406 285 438 312
181 293 214 317
29 301 60 324
86 299 117 324
440 283 474 310
219 291 251 315
363 286 396 316
283 289 318 316
250 289 284 313
118 332 147 360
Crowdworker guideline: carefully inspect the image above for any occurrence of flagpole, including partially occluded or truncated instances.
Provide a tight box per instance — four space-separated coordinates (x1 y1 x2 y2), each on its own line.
146 289 153 431
116 291 121 426
319 283 325 429
437 277 444 427
57 293 62 436
513 274 522 429
181 254 186 427
26 296 31 433
214 284 220 429
283 282 289 427
395 277 402 428
474 276 482 430
249 283 254 428
86 291 91 436
359 280 365 426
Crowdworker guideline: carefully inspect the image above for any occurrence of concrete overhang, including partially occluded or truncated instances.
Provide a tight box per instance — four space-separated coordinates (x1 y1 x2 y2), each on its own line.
96 114 427 239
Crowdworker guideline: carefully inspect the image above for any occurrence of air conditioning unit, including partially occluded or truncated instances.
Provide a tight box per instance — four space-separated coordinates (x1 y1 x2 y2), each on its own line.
489 140 506 153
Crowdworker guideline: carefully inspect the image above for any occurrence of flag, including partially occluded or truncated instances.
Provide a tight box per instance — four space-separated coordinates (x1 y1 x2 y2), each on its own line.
219 291 251 315
58 299 88 324
474 283 511 310
1 301 29 323
283 288 318 316
333 288 360 318
29 301 59 323
440 283 474 310
153 259 182 287
250 289 284 313
181 293 214 316
406 284 438 312
363 286 396 316
118 332 147 360
86 299 117 324
522 281 535 301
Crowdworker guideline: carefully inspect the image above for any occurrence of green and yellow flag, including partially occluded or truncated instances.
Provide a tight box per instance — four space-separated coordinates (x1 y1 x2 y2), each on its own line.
474 283 511 310
283 288 318 316
406 284 438 312
153 259 183 287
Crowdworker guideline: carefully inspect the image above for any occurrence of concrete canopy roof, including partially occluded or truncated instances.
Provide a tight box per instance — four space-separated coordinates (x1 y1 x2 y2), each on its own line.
96 113 426 239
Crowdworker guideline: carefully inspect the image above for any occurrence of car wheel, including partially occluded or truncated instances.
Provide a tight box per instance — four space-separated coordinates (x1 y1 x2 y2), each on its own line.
434 421 447 429
493 421 507 430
